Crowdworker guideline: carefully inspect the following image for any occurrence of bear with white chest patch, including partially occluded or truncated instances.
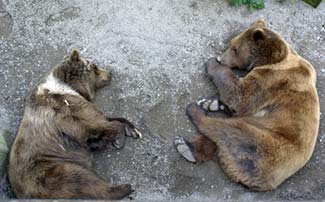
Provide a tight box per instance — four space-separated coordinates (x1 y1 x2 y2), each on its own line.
8 50 141 199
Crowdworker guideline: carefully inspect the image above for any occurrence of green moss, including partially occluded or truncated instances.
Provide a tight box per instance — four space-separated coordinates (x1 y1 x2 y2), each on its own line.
302 0 322 8
229 0 265 11
229 0 322 11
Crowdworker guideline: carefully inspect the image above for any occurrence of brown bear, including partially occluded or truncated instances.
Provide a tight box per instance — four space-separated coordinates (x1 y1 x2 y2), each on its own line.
175 19 320 191
8 50 142 199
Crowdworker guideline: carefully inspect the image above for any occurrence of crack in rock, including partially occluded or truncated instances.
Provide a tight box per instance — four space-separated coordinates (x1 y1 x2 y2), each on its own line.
45 6 81 26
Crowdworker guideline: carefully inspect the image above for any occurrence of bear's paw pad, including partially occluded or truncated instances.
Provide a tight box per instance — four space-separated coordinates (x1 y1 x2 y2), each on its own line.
197 98 220 112
174 136 196 163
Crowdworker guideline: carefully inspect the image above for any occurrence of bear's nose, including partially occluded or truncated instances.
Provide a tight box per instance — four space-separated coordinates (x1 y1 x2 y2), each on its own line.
104 70 112 82
106 70 112 80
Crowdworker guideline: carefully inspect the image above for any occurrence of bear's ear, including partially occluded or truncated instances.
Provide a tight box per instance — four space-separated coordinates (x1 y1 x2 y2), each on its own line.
253 19 265 27
253 28 266 42
70 49 80 61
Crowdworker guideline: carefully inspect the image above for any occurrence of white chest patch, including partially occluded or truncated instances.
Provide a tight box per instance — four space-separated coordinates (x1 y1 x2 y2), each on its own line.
37 73 80 96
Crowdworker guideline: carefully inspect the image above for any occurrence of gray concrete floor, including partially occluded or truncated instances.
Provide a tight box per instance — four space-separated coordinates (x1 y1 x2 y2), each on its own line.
0 0 324 200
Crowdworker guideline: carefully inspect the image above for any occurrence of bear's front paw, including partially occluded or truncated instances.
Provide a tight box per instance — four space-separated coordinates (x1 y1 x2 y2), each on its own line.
186 103 206 126
204 57 219 77
109 184 134 200
204 57 227 78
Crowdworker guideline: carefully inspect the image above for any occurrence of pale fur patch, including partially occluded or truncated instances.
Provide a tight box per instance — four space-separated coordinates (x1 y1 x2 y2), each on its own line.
24 107 55 127
254 109 267 117
37 72 80 96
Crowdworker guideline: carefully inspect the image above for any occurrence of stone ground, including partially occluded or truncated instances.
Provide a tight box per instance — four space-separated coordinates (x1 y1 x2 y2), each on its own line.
0 0 324 201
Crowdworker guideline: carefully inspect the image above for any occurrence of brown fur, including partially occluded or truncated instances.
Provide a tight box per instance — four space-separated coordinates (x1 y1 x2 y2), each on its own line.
184 20 320 191
8 50 138 199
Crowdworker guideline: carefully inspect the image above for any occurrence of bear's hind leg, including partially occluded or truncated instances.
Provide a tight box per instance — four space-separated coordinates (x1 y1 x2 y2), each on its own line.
37 163 133 199
186 103 275 190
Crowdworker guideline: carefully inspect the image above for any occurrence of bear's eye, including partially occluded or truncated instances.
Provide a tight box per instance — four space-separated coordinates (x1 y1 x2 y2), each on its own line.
90 64 100 75
91 64 98 70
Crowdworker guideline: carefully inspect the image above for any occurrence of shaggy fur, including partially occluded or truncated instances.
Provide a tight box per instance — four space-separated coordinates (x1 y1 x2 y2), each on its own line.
8 50 141 199
176 19 320 191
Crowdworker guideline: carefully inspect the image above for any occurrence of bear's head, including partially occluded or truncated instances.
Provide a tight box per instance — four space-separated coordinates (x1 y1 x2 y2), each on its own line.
54 50 111 100
218 19 289 70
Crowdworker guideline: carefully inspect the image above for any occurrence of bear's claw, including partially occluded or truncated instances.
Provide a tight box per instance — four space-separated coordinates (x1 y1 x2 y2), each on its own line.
133 128 143 139
112 138 124 149
125 126 143 139
197 98 207 106
112 130 127 149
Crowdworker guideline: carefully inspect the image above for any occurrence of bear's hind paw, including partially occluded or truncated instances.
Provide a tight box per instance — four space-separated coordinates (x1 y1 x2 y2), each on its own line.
174 136 196 163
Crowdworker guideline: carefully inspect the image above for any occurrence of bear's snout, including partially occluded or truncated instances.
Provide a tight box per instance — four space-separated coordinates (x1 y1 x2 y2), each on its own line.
95 67 112 88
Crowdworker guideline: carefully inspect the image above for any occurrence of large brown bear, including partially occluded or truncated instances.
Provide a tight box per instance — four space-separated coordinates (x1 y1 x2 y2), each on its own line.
8 50 142 199
175 19 320 191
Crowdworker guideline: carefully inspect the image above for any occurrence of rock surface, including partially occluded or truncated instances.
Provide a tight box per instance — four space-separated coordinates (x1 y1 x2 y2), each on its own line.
0 0 324 200
0 1 13 38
